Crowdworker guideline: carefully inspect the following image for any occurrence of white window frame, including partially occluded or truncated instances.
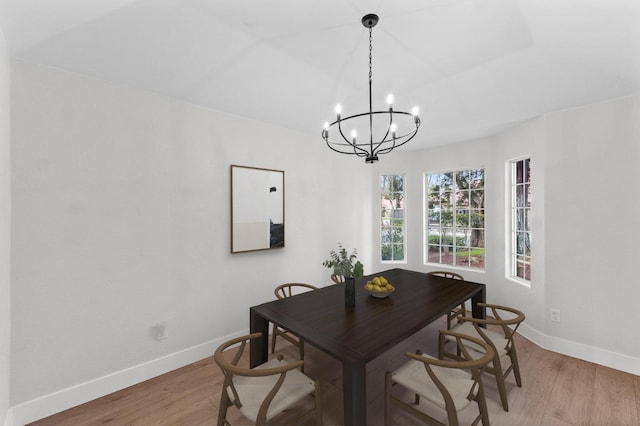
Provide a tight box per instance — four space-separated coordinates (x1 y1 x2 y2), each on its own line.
508 157 531 285
380 174 406 263
424 168 485 270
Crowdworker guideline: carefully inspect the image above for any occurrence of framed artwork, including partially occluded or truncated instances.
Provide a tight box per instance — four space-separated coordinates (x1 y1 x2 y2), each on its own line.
230 165 285 253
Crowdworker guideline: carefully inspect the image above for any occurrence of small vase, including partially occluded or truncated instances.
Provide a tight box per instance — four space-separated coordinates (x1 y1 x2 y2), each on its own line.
345 277 355 308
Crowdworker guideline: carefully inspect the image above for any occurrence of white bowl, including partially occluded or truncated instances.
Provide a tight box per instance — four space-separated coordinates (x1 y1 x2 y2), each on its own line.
364 285 395 298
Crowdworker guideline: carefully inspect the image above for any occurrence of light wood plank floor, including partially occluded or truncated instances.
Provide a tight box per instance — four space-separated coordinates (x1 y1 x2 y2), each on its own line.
30 316 640 425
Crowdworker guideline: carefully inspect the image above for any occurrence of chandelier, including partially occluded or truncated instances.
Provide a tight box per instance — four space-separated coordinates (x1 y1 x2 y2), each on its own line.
322 14 420 163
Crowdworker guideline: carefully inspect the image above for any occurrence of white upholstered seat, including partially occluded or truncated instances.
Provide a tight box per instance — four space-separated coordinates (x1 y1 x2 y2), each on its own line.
214 332 321 425
391 355 478 412
448 321 509 356
442 303 525 412
228 357 317 422
385 330 494 426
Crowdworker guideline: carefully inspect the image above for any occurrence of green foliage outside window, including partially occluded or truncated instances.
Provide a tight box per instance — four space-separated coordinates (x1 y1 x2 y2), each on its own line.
380 175 405 262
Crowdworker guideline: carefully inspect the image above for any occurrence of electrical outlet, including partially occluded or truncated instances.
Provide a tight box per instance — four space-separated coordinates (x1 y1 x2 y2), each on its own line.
154 323 169 340
550 309 561 323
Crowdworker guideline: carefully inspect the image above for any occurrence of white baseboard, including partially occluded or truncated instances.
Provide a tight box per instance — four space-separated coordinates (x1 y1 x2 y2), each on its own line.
4 409 12 426
8 324 640 425
518 323 640 376
8 329 247 426
518 322 546 347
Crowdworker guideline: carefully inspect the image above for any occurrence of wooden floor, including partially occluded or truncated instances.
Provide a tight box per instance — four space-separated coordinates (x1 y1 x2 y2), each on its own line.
30 316 640 425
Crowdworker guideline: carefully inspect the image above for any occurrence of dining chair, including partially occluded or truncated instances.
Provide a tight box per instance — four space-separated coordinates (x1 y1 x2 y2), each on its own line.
427 271 466 329
440 303 526 412
214 332 322 426
271 283 318 371
385 330 494 426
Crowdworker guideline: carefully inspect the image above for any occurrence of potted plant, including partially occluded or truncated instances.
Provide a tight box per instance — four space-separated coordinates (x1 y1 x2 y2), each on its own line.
323 244 364 308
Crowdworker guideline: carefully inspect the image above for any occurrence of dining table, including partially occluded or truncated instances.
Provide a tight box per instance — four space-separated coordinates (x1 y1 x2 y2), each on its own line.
249 268 486 426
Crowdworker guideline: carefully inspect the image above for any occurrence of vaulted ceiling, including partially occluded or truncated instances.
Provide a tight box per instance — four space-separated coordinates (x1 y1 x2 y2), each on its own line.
1 0 639 149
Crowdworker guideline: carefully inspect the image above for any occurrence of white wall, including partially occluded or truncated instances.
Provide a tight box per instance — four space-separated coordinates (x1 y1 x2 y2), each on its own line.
0 25 11 426
543 95 640 366
369 94 640 375
9 59 373 422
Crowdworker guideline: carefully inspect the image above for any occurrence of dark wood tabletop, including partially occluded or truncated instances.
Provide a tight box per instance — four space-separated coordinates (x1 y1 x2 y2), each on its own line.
249 268 486 426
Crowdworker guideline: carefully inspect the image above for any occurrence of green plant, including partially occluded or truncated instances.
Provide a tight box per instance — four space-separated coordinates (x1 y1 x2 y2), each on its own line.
323 243 364 279
381 244 404 261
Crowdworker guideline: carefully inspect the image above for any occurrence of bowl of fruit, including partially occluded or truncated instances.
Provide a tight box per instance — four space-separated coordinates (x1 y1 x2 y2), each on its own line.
364 276 395 298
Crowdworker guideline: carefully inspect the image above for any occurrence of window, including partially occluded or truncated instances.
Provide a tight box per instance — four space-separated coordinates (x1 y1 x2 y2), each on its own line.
380 175 405 261
510 158 531 281
425 169 485 269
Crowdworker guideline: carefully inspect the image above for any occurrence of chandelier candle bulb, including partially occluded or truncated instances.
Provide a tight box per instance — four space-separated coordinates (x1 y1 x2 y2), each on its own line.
386 94 394 107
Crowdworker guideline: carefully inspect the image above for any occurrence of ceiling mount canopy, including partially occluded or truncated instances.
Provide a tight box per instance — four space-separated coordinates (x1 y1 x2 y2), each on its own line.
322 13 420 164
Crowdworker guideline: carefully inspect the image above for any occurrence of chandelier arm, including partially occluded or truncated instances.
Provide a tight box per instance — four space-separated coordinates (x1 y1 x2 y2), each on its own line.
377 136 412 155
379 112 420 143
368 108 394 155
376 125 420 154
324 139 364 156
327 112 419 130
381 115 420 143
335 119 351 144
324 111 419 144
327 110 390 125
323 130 368 157
325 141 375 157
336 119 371 157
375 136 396 156
325 128 417 155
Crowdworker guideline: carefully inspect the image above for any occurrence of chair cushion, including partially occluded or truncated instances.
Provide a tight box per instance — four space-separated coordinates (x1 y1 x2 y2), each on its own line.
449 322 508 356
392 355 475 411
227 358 315 422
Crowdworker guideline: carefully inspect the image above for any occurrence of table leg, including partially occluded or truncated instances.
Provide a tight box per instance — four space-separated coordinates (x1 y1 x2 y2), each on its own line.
249 308 268 368
342 360 366 426
471 284 487 323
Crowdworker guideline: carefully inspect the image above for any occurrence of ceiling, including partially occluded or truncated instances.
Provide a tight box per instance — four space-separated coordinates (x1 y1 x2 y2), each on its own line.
1 0 639 150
